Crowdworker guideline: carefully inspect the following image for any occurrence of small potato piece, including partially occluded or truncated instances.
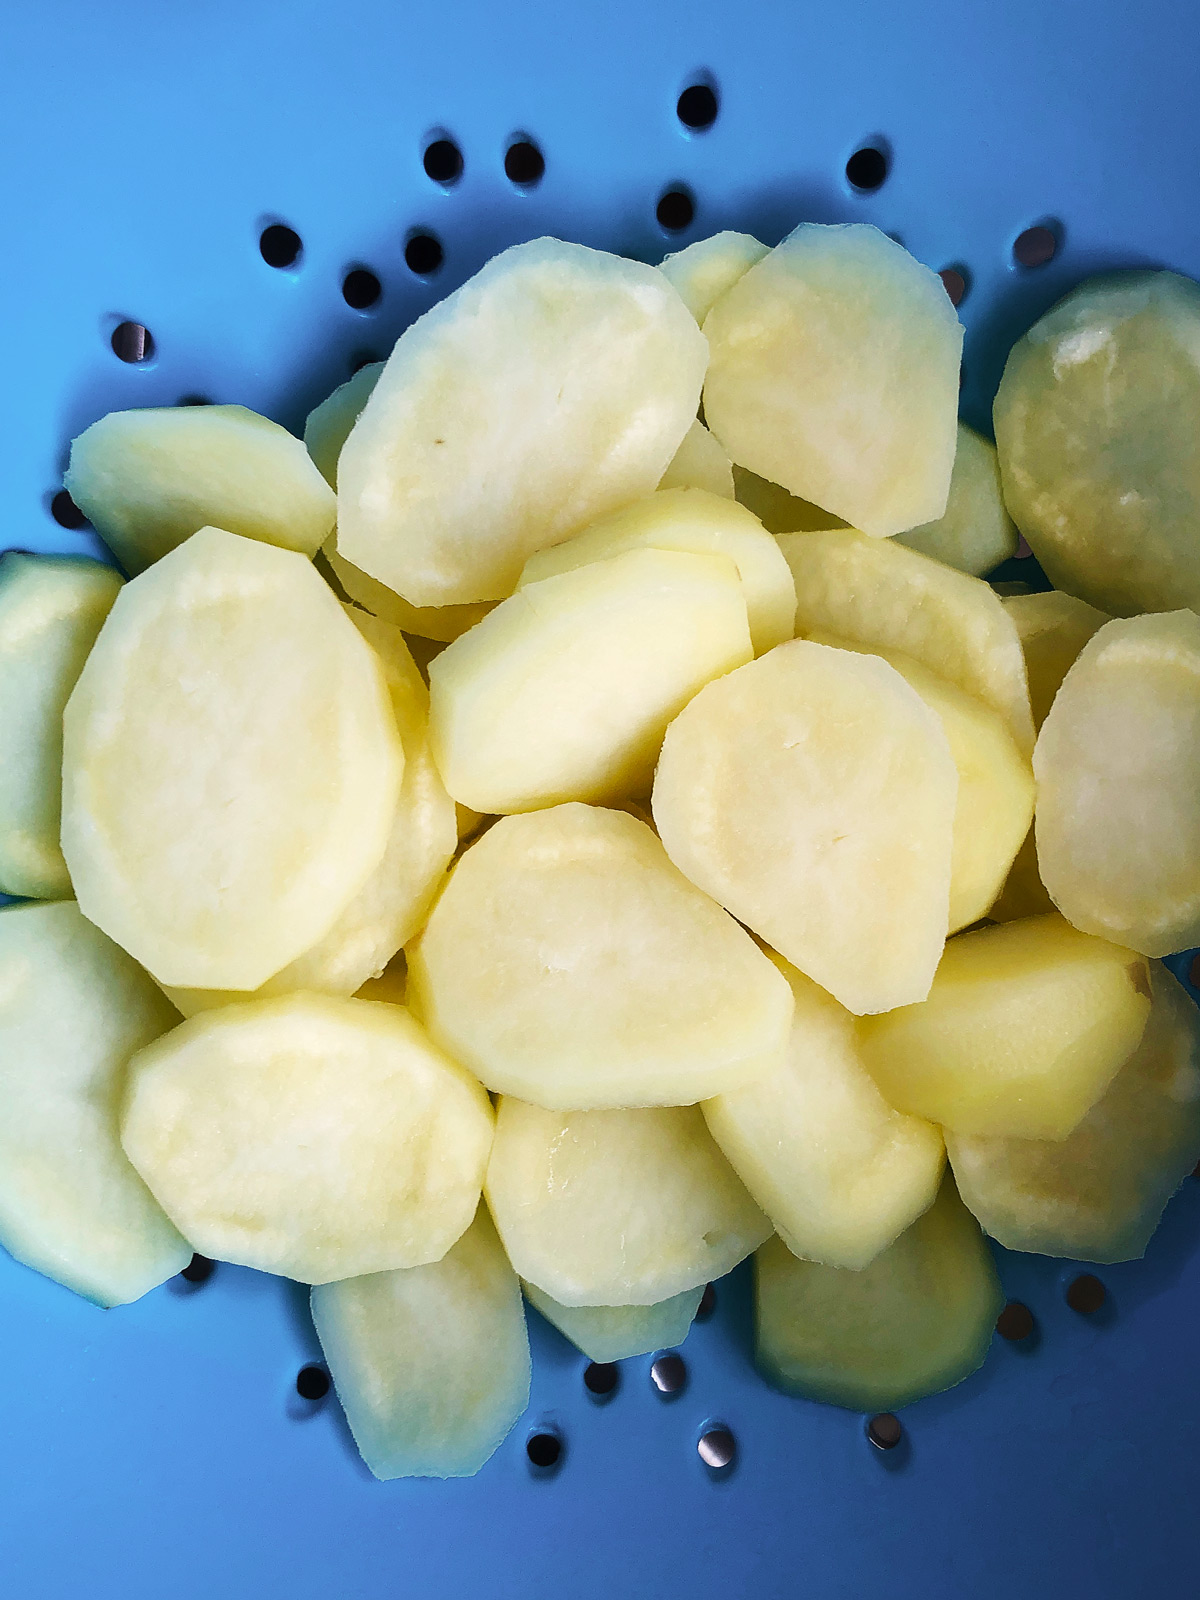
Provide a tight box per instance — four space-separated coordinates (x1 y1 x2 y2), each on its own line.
658 420 735 498
947 964 1200 1262
704 958 944 1270
486 1099 770 1306
304 362 384 487
519 486 795 654
325 541 492 642
895 424 1019 576
658 231 769 323
311 1206 530 1480
780 527 1035 753
703 223 962 537
65 405 336 574
1004 590 1109 729
429 547 752 813
859 914 1152 1140
0 901 190 1306
652 640 957 1015
122 994 494 1283
0 553 122 898
1034 611 1200 955
732 467 845 533
337 238 708 605
522 1281 704 1364
408 804 793 1110
755 1177 1003 1411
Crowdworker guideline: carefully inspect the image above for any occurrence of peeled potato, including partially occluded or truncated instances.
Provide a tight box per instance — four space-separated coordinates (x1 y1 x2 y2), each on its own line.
859 914 1152 1140
652 640 957 1015
732 467 845 533
703 223 962 537
0 553 122 898
408 804 793 1110
311 1206 530 1479
64 405 336 574
0 901 190 1306
324 541 493 642
703 956 945 1270
519 486 796 654
947 964 1200 1262
122 993 494 1283
428 547 752 813
658 230 768 323
658 420 735 498
895 424 1019 576
755 1177 1003 1411
337 238 708 605
486 1099 770 1306
780 527 1035 754
304 362 384 487
522 1280 704 1363
61 527 402 991
1034 611 1200 955
1004 590 1110 729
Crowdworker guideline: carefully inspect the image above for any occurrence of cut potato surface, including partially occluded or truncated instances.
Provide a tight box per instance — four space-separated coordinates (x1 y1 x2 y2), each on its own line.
65 405 336 574
780 527 1035 754
948 964 1200 1262
522 1281 704 1363
429 547 752 813
1004 590 1110 730
1033 611 1200 955
703 223 962 537
325 541 493 642
895 424 1019 576
61 527 402 990
0 901 189 1306
409 804 793 1109
658 230 768 323
860 914 1152 1140
993 270 1200 616
519 486 795 654
304 361 384 487
0 553 122 899
732 467 846 534
311 1206 530 1479
658 420 735 499
755 1177 1004 1411
122 994 494 1283
486 1099 770 1306
337 238 708 605
704 957 944 1270
652 640 956 1015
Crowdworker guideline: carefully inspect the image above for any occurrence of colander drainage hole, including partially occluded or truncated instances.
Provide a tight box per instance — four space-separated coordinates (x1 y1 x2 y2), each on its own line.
697 1426 736 1470
866 1413 902 1450
846 146 889 192
423 137 464 186
650 1352 687 1395
657 188 694 232
1066 1273 1107 1315
584 1361 618 1396
996 1301 1036 1341
939 267 968 307
343 269 382 311
677 83 719 131
179 1252 215 1284
111 321 154 363
505 138 545 188
259 224 302 269
295 1364 330 1401
50 490 87 530
1013 225 1058 268
526 1430 562 1469
405 233 444 276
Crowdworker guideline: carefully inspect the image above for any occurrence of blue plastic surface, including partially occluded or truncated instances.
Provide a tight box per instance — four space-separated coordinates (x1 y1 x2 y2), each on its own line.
3 2 1200 1595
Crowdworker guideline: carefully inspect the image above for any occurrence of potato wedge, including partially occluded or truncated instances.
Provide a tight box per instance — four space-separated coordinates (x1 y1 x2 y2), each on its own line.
658 420 735 498
895 424 1019 576
304 362 384 487
658 230 768 323
1004 589 1109 730
522 1281 704 1364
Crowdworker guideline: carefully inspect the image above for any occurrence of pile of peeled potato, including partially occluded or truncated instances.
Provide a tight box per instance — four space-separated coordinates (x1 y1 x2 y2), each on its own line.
2 224 1199 1479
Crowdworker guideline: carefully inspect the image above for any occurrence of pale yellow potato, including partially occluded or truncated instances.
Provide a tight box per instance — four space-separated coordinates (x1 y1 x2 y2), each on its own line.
895 424 1019 575
703 223 962 537
428 547 752 813
703 956 944 1270
325 541 493 642
311 1206 530 1479
989 828 1055 923
522 1281 704 1364
408 804 794 1110
61 528 402 990
486 1099 770 1306
947 963 1200 1262
652 640 956 1015
658 419 735 498
337 238 708 605
122 993 494 1283
732 466 846 533
658 230 768 323
65 405 336 574
304 362 384 487
519 486 795 654
1004 589 1109 729
1034 611 1200 955
859 913 1152 1140
780 526 1035 753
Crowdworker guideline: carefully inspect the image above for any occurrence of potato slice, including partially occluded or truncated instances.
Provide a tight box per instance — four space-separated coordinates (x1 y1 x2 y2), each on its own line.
61 527 402 990
65 405 336 574
658 230 768 323
122 993 493 1283
0 901 190 1306
519 486 795 654
895 424 1019 576
428 547 752 813
947 964 1200 1262
859 914 1152 1139
1034 611 1200 955
486 1099 769 1306
304 362 384 487
780 527 1035 753
0 553 122 898
311 1206 530 1479
522 1281 704 1363
755 1177 1003 1411
408 804 793 1109
324 541 493 642
993 270 1200 616
337 238 708 605
658 420 735 498
652 640 956 1015
732 467 845 533
703 223 962 537
1004 590 1109 729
